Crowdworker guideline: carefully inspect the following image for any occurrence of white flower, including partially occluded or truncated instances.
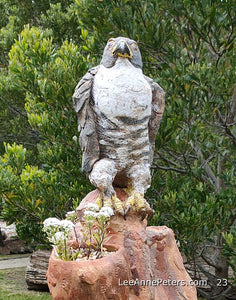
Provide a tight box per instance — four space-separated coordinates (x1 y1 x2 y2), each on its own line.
54 231 65 243
43 217 61 229
60 220 74 233
72 135 78 142
99 206 114 218
85 203 99 212
66 210 76 217
84 210 99 218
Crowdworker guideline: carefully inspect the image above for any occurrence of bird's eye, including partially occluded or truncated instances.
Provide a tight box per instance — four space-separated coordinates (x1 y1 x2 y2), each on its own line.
131 42 138 51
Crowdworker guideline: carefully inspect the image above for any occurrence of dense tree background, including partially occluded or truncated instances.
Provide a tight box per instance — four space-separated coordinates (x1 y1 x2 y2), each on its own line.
0 0 235 299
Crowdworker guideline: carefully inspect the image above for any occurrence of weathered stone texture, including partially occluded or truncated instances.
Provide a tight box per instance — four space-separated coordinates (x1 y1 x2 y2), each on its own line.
47 190 197 300
0 222 31 255
26 250 51 291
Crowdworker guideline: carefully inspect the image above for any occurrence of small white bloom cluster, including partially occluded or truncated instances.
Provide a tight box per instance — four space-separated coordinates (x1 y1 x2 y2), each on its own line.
84 204 114 221
43 217 61 230
43 217 74 244
85 203 100 212
99 206 114 219
60 220 74 233
84 210 98 218
53 231 65 244
66 210 76 218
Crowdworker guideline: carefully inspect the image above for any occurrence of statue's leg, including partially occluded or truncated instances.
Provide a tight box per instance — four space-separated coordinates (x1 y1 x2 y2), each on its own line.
125 163 153 218
89 158 124 214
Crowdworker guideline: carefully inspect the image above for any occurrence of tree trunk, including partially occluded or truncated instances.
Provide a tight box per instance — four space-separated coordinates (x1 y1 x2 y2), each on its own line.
212 233 229 300
212 155 229 299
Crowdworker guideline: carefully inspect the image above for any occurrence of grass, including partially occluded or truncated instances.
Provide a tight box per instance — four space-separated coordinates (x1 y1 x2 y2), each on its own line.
0 267 51 300
0 253 30 260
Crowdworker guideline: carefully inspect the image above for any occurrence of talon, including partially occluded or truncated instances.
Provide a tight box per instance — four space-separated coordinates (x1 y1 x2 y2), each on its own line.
111 195 124 216
124 191 153 218
140 210 147 221
95 193 124 216
95 195 103 209
124 205 130 219
147 209 154 220
103 197 113 208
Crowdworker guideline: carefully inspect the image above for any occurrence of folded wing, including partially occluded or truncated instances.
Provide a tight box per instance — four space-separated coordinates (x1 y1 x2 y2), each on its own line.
145 76 165 165
72 66 100 173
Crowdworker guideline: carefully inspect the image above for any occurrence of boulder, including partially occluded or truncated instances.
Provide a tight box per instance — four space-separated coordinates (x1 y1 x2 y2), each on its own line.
0 222 31 255
47 189 197 300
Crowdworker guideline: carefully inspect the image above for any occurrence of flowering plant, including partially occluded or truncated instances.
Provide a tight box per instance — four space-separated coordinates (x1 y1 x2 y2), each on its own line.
43 204 114 261
83 204 114 259
43 217 78 261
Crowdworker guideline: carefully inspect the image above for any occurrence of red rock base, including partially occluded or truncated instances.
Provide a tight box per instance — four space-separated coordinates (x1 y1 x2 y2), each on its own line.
47 189 197 300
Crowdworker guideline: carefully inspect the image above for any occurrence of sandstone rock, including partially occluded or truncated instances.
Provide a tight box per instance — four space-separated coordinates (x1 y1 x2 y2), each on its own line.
26 250 51 291
47 189 197 300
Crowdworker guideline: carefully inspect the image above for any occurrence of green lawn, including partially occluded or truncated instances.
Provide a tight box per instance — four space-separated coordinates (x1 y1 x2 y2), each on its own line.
0 268 51 300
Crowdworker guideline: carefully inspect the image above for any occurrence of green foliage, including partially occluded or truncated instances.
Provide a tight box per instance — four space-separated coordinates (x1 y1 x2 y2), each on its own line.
223 227 236 280
1 142 26 175
0 15 21 65
0 0 78 154
39 1 79 45
0 143 78 247
0 25 92 247
0 1 235 297
149 176 235 259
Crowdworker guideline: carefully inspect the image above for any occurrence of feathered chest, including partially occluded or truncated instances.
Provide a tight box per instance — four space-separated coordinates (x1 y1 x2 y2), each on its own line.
92 59 152 125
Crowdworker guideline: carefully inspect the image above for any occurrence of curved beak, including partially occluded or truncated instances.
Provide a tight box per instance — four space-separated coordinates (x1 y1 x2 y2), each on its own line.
112 40 133 58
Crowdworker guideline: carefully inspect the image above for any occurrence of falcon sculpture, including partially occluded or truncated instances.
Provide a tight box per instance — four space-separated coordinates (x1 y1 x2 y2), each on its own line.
73 37 165 217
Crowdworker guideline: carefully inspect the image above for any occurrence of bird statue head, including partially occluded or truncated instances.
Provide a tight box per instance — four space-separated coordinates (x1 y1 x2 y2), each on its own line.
101 37 143 69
